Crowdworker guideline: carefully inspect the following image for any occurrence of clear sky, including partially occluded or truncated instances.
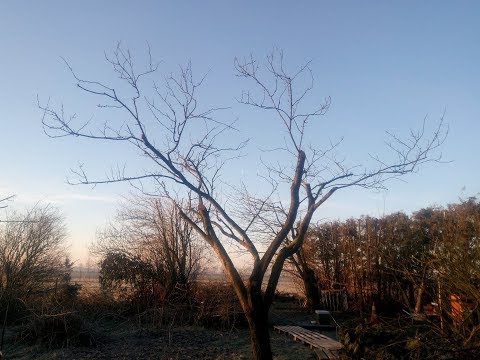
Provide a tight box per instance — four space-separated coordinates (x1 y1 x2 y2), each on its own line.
1 1 479 263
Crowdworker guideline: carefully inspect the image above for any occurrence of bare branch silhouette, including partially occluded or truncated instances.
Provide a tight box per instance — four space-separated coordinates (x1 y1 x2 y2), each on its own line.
40 46 447 360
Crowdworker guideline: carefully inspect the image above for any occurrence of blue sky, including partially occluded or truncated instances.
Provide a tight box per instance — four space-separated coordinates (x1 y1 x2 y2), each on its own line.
1 1 479 262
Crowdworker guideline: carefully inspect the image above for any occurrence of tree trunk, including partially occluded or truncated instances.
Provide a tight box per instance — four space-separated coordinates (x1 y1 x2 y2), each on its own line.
244 281 273 360
414 280 425 314
246 306 272 360
302 268 321 311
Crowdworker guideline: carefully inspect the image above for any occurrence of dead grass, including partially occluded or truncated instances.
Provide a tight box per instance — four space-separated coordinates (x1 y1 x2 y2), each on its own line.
2 284 317 359
4 322 316 359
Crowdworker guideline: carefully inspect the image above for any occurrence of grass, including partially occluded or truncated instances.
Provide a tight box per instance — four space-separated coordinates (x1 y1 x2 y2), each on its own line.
1 276 316 359
3 321 317 359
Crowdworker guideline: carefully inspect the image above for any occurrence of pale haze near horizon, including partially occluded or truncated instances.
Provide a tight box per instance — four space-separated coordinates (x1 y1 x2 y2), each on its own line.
0 1 479 264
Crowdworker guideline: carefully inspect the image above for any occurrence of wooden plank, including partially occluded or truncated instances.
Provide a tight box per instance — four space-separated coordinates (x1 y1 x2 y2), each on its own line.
280 328 340 349
274 325 343 352
314 349 330 360
276 325 344 360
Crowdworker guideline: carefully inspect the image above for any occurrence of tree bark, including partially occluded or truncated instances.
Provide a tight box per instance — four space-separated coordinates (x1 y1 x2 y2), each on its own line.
302 268 321 311
414 280 425 314
245 282 272 360
246 306 272 360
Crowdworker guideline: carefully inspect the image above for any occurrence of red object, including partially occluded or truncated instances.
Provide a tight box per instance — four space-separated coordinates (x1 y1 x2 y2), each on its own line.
370 302 378 323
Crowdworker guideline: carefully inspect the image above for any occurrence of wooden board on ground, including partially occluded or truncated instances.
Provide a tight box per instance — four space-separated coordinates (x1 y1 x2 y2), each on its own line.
314 348 341 360
274 325 343 359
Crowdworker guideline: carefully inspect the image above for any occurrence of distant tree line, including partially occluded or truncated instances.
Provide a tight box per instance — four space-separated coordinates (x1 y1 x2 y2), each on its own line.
294 197 480 330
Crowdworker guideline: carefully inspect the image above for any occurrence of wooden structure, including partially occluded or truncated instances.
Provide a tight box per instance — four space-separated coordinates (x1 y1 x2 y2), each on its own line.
320 289 348 311
274 325 343 359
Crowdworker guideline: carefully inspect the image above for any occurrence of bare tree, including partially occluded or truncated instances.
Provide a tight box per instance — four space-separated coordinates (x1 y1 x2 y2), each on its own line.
94 195 204 299
0 205 67 310
40 45 446 359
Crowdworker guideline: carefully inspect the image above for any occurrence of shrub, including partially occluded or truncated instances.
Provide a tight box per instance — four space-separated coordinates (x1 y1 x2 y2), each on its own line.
0 205 67 322
17 311 96 348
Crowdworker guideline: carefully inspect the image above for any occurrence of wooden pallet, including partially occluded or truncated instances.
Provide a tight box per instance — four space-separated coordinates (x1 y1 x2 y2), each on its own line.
274 325 343 359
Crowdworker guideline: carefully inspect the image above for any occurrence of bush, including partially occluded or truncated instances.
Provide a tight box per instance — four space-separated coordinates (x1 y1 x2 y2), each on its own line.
94 197 204 302
0 205 67 322
192 282 245 328
17 311 96 348
339 317 480 359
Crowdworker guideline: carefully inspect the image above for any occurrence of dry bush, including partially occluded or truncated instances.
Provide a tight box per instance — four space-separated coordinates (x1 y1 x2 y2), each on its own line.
0 205 67 321
191 281 245 329
16 311 96 349
67 290 124 322
69 279 244 330
94 196 205 304
339 316 480 360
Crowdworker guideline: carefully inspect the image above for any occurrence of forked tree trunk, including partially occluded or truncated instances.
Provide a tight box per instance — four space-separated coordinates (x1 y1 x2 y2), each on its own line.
302 267 321 311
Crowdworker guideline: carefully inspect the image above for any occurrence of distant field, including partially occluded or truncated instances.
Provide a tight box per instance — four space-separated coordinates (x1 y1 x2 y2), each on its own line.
71 268 100 294
71 268 302 296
